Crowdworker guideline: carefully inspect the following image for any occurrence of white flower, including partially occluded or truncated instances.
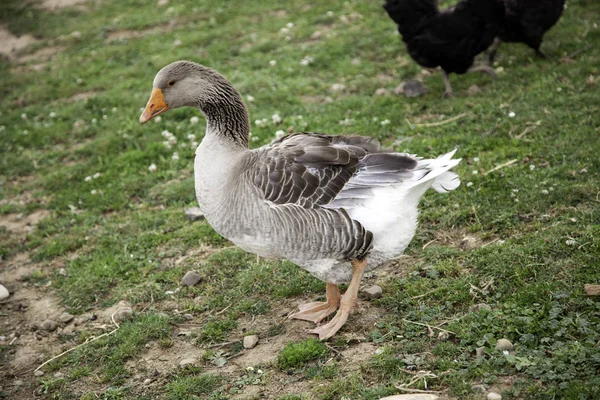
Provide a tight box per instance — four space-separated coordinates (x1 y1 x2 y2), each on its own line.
246 95 255 102
503 350 509 356
269 60 277 66
508 111 516 118
257 369 263 374
326 10 334 17
173 39 182 47
279 27 289 34
566 239 576 246
49 112 57 118
529 165 535 171
286 22 294 29
0 126 5 132
90 189 97 195
541 189 549 195
190 141 199 149
339 118 355 126
512 188 519 193
162 141 172 149
22 130 29 135
466 182 473 187
148 163 157 172
285 35 291 41
112 107 118 113
300 56 314 66
557 87 562 92
372 117 379 122
375 348 384 355
172 152 180 160
93 172 101 179
91 118 97 124
495 66 504 74
154 116 162 123
272 114 282 124
380 119 391 126
472 170 478 175
473 157 480 163
331 83 346 92
275 130 286 138
102 114 108 120
251 136 260 142
255 118 268 128
187 134 196 140
246 366 254 372
190 116 200 124
21 113 27 120
76 78 83 84
84 176 92 182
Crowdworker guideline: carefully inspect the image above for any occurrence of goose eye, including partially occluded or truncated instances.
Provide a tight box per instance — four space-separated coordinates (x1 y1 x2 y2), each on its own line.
168 80 176 87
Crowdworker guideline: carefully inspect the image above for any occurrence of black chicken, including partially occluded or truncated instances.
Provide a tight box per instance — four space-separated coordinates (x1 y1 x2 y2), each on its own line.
488 0 566 64
383 0 506 97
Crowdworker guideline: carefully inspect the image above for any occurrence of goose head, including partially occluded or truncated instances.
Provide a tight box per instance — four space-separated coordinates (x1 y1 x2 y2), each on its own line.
139 61 244 124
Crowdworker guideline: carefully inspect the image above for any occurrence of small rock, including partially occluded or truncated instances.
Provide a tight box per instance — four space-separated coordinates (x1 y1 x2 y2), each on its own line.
59 312 74 323
181 271 202 286
378 394 439 400
143 378 152 385
40 319 58 331
182 313 193 320
34 370 44 377
114 308 134 323
243 335 259 349
472 384 487 393
157 0 168 6
375 88 389 96
466 84 481 95
361 285 383 300
184 207 205 221
173 39 182 47
475 346 485 357
495 338 514 351
461 236 478 250
487 393 502 400
58 268 67 276
53 372 64 378
179 358 196 367
0 284 10 300
437 331 449 341
401 80 428 98
470 303 492 312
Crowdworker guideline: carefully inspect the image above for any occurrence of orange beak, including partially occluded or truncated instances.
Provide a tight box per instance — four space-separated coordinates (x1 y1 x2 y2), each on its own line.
139 88 169 124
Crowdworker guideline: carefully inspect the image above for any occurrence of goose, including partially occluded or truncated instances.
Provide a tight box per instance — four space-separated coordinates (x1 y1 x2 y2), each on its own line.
139 61 461 340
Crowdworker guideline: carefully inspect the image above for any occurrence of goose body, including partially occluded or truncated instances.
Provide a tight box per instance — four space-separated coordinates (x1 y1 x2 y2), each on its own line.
141 61 461 338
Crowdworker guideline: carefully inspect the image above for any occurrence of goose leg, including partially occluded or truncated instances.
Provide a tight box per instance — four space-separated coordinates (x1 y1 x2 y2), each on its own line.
488 38 502 65
442 71 454 98
307 258 367 340
289 283 340 324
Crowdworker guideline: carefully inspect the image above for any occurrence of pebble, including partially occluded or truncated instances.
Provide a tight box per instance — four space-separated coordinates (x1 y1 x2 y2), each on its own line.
361 285 383 300
40 319 58 331
243 335 259 349
58 268 67 276
399 80 428 98
143 378 152 385
495 339 514 351
461 236 478 250
475 347 485 357
184 208 205 221
181 271 202 286
114 308 134 323
466 84 481 95
53 372 64 378
471 384 487 393
375 88 390 96
437 331 449 341
182 313 193 320
378 394 439 400
34 370 44 377
0 284 10 300
59 312 74 323
179 358 196 367
487 393 502 400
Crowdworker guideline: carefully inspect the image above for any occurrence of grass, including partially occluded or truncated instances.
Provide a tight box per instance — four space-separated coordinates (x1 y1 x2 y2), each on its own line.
0 0 599 399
